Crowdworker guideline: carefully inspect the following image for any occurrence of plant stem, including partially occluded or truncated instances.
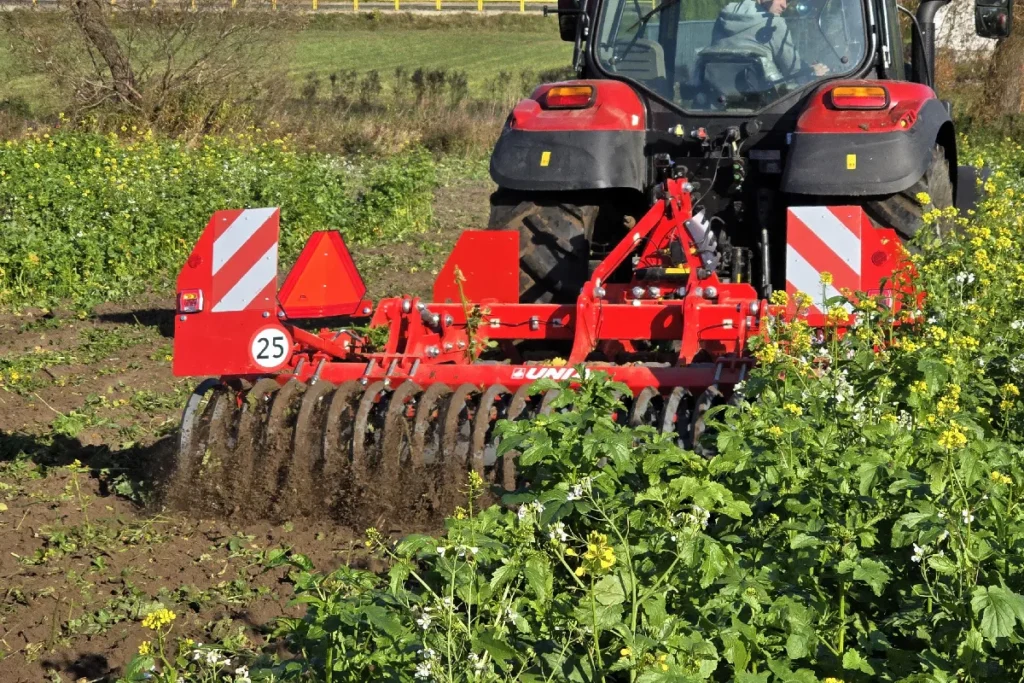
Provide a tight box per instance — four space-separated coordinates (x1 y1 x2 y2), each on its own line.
838 582 848 655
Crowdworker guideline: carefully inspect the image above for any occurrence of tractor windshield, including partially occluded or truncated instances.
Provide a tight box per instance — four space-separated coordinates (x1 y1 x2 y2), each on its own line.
594 0 869 112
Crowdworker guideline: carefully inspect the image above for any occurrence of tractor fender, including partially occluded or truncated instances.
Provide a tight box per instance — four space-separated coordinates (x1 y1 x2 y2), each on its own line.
780 81 955 197
489 80 647 193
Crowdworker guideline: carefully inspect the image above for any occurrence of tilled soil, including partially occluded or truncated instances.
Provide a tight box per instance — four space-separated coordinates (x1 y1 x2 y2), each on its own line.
0 177 493 681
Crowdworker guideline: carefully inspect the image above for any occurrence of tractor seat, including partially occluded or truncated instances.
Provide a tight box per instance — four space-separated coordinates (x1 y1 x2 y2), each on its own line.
608 38 673 101
692 46 783 109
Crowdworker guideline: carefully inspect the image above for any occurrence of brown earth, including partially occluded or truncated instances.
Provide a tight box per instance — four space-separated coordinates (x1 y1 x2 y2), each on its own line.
0 177 494 682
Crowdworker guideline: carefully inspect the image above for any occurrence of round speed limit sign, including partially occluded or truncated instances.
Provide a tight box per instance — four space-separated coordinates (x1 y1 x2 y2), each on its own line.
250 327 291 369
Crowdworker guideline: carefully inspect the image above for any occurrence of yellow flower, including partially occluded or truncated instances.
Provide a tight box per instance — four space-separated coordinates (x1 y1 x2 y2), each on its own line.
911 380 928 393
1003 383 1020 398
564 547 577 557
916 191 932 206
138 641 151 656
141 608 176 630
620 647 632 658
783 403 803 417
582 532 616 572
770 290 789 306
755 341 780 364
938 423 967 450
819 271 834 286
575 565 587 577
767 425 783 438
990 471 1013 486
826 306 848 326
823 679 845 683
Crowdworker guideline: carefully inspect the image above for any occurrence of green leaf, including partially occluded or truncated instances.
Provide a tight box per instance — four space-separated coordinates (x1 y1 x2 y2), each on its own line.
123 655 156 682
594 574 627 606
917 357 949 392
927 553 958 576
642 591 669 630
852 558 891 596
972 585 1024 642
490 561 520 592
842 649 876 675
362 605 406 639
785 632 812 660
700 542 728 588
474 629 517 668
735 673 770 683
524 554 553 603
790 533 819 550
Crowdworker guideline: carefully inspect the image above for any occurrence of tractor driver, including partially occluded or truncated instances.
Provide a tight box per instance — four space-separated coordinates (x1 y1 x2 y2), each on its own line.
708 0 829 83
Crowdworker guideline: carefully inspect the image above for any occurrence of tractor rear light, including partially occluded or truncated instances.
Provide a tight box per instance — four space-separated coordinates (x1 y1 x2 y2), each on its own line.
830 86 889 110
177 289 204 314
544 85 595 109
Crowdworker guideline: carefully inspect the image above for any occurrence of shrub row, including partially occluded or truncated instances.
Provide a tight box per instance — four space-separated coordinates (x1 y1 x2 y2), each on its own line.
0 128 436 310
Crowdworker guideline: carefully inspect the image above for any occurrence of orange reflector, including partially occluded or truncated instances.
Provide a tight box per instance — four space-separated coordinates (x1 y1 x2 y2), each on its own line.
544 85 595 109
177 289 203 313
830 86 889 110
278 231 368 318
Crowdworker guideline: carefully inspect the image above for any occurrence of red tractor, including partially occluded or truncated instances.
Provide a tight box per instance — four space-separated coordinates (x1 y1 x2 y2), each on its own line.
167 0 1011 521
488 0 1007 304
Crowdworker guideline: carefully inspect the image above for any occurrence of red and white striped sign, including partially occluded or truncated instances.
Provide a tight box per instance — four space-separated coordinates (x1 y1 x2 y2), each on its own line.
210 207 280 313
785 206 862 313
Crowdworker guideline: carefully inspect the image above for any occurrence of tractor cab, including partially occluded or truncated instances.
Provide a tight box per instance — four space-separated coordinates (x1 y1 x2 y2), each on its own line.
595 0 873 113
486 0 1012 304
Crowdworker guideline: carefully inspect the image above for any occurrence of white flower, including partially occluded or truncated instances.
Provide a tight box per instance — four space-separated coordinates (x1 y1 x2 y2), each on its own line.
911 543 925 563
469 546 479 555
415 660 433 679
962 509 975 524
468 652 487 673
204 650 224 666
517 505 529 520
548 522 569 542
928 316 939 324
682 504 711 530
937 510 946 519
416 611 432 630
1013 320 1024 331
441 597 453 609
235 666 249 676
436 546 446 557
530 500 545 514
567 484 584 501
420 648 436 659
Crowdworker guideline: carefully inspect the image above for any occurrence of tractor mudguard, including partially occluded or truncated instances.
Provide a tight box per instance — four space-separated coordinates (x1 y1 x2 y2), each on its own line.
781 84 954 197
489 80 648 193
490 128 646 192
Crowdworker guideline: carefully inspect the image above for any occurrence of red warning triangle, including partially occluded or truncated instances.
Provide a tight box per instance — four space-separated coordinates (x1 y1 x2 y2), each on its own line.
279 231 367 318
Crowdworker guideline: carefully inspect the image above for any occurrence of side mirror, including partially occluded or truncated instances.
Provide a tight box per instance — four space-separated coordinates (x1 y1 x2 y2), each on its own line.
976 0 1012 38
557 0 581 41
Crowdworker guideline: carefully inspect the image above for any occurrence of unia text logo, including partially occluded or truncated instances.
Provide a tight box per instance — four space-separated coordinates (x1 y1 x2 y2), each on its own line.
511 367 584 381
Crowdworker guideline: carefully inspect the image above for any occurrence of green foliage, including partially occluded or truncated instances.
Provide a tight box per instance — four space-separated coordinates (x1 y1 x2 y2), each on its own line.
0 129 435 309
122 142 1024 682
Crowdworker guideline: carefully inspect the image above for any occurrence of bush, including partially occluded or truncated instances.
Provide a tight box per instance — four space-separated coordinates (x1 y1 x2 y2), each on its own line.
0 128 435 310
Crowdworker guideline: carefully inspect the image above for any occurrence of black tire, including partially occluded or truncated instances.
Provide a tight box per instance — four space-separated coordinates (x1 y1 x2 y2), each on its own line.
864 145 954 243
487 191 598 304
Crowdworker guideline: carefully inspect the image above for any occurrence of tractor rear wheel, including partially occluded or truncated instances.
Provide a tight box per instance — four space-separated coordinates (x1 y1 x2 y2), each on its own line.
864 145 954 243
487 191 598 304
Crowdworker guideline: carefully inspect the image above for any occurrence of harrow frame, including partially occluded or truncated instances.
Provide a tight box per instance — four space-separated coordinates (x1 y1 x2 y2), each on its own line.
167 177 911 519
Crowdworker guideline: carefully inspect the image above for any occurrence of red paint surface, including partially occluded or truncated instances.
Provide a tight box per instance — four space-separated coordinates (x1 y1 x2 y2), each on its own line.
795 80 936 134
506 80 646 132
